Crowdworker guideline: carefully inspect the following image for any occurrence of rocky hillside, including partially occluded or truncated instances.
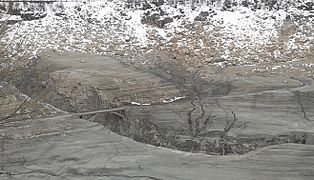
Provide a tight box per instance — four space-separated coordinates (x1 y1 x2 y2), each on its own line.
0 0 313 77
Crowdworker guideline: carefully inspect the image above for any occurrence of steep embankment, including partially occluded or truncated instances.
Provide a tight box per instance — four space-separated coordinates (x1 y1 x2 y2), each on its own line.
0 0 314 78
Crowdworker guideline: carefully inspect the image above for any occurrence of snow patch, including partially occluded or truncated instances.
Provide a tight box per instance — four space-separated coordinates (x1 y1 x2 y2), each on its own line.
163 96 185 104
131 102 151 106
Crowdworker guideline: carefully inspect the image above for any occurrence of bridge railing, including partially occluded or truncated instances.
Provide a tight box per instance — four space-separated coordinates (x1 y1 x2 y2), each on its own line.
73 107 126 119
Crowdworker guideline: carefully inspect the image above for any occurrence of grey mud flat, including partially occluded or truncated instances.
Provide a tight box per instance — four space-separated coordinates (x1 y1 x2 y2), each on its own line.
1 116 314 180
2 53 314 179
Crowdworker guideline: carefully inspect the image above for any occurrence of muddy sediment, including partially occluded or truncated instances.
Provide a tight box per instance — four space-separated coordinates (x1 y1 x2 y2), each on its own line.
10 53 314 155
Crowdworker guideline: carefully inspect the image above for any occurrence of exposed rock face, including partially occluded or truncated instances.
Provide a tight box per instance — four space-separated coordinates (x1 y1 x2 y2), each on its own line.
1 1 47 20
20 11 47 21
152 0 165 7
141 10 173 28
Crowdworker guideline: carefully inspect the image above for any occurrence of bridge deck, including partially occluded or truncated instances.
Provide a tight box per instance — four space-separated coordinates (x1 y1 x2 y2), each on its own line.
74 107 125 117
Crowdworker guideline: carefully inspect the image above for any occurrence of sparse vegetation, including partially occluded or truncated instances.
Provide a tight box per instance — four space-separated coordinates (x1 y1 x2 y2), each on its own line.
0 19 60 125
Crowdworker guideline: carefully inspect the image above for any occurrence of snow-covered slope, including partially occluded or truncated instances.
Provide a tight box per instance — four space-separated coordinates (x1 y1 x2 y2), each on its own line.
0 0 313 74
